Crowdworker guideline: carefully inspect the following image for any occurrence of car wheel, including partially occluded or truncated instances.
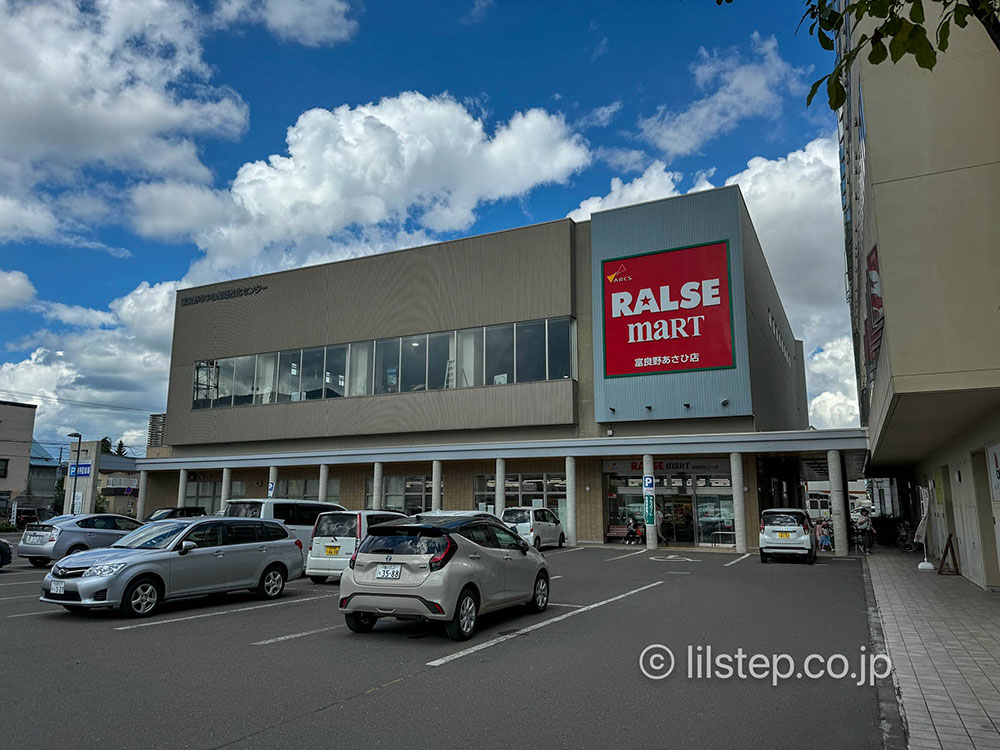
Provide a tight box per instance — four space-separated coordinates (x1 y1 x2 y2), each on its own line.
67 545 87 556
527 573 549 613
344 612 377 633
759 550 769 564
28 557 49 568
121 577 160 618
256 565 286 599
445 588 479 641
533 537 541 551
558 534 565 548
63 605 86 614
308 575 328 584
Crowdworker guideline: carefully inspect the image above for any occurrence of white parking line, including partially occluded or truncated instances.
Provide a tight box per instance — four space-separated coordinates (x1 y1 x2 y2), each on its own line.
550 575 563 580
548 603 582 608
545 547 584 555
0 593 41 601
0 579 43 587
114 594 336 631
8 610 51 618
723 553 752 567
252 625 343 645
604 549 648 562
426 581 664 667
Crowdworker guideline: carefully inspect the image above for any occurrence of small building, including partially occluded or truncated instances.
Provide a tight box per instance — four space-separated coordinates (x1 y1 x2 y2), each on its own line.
0 400 36 519
20 442 61 511
62 441 139 516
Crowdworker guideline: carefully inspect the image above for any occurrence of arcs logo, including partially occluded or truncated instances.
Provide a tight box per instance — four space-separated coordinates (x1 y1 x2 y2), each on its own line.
606 264 632 284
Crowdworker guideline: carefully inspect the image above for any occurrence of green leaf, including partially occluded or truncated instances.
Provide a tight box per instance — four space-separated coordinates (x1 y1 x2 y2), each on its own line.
870 0 892 19
889 34 907 62
818 30 835 50
807 75 828 106
911 29 938 69
910 0 925 23
955 5 971 27
897 18 914 41
869 39 889 64
827 74 847 110
938 19 951 51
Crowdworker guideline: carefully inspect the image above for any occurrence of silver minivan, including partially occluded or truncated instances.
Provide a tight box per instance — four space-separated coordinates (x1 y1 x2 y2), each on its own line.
224 499 345 551
39 517 304 616
306 510 407 583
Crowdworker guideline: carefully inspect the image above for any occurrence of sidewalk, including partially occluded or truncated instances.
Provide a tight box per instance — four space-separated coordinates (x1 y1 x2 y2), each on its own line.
868 550 1000 749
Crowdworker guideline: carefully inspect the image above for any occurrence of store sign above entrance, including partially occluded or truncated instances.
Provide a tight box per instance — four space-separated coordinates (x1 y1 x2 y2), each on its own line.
603 459 730 475
602 241 734 377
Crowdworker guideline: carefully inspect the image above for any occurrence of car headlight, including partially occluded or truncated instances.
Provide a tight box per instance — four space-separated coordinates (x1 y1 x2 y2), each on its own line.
82 563 128 577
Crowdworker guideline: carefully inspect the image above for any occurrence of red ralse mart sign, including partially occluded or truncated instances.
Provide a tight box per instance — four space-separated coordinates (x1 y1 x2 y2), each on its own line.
603 241 734 377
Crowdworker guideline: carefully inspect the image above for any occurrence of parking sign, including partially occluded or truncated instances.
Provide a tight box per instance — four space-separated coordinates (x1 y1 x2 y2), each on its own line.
267 481 275 498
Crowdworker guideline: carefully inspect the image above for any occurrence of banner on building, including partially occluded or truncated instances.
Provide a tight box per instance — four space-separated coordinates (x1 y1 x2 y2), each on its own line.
866 246 884 366
602 458 731 475
602 241 734 377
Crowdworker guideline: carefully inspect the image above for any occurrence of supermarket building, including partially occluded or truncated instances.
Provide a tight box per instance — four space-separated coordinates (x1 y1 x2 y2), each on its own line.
136 187 867 552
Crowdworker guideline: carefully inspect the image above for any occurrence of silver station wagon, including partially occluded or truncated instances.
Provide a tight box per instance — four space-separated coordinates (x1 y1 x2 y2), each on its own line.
39 517 304 617
18 514 144 567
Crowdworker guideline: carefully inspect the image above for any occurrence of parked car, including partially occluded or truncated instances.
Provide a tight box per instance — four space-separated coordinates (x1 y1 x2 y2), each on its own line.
18 514 145 567
339 515 550 641
0 538 12 568
306 510 407 583
759 508 815 564
14 507 56 530
145 507 207 522
224 499 345 551
39 517 304 616
410 509 506 523
501 506 565 550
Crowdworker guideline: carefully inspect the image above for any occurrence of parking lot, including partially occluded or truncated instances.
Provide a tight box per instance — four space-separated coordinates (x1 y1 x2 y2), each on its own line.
1 543 884 749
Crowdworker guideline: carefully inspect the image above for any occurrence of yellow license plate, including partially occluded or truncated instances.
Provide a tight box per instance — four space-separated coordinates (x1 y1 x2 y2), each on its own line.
325 546 341 555
777 532 791 539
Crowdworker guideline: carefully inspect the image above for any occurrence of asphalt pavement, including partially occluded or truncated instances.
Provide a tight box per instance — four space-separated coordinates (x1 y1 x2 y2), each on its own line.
0 545 884 749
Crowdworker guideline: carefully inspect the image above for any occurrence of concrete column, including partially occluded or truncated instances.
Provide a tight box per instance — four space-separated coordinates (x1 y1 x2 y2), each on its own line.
643 454 657 551
318 464 329 503
730 453 747 553
494 458 506 516
373 462 384 510
221 467 232 511
176 468 188 508
431 460 442 511
136 470 149 520
828 450 848 556
565 456 577 546
268 465 278 497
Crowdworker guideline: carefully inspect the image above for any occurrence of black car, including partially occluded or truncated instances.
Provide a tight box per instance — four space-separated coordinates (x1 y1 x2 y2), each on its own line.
15 507 56 530
0 538 12 568
144 507 207 522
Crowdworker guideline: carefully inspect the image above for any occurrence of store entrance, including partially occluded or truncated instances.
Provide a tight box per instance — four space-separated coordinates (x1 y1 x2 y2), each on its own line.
612 487 694 544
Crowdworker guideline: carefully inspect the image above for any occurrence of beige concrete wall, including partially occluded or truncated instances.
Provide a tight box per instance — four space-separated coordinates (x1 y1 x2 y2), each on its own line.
0 402 35 503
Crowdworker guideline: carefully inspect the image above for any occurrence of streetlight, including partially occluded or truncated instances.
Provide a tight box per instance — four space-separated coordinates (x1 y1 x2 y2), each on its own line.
67 432 82 515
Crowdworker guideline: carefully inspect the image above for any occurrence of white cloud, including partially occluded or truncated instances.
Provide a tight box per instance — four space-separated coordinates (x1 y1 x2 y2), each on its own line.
567 162 682 221
591 37 609 61
214 0 358 47
460 0 494 25
36 303 116 329
0 269 37 310
577 101 622 130
132 92 591 277
595 147 648 173
639 33 805 161
0 196 58 241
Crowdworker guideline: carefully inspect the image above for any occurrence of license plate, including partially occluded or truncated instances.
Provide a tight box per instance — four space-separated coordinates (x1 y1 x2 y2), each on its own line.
777 532 791 539
325 546 341 556
375 564 401 580
50 581 65 595
27 535 42 544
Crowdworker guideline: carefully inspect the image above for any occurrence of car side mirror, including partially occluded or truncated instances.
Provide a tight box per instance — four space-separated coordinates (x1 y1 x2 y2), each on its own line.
178 540 197 555
519 540 529 555
555 519 561 525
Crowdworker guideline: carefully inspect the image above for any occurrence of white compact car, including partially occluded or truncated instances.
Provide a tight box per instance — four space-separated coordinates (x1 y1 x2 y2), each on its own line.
759 508 815 564
501 506 565 550
306 510 407 583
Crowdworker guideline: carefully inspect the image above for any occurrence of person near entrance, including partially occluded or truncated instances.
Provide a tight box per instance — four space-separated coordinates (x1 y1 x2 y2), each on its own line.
655 503 665 546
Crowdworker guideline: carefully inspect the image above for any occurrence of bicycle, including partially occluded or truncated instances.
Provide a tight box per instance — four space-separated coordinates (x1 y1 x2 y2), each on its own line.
896 520 916 553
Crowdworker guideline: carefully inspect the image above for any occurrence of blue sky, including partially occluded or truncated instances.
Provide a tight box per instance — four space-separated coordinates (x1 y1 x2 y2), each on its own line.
0 0 859 454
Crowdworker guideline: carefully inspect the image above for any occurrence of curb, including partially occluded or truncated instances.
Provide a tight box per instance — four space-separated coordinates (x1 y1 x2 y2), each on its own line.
861 555 908 750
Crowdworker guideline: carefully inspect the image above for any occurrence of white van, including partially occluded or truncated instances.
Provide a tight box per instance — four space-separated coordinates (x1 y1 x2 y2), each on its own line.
306 510 407 583
224 499 346 553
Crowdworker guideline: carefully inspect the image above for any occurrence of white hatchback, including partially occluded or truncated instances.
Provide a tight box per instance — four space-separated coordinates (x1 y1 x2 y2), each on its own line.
759 508 815 564
306 510 406 583
501 506 565 550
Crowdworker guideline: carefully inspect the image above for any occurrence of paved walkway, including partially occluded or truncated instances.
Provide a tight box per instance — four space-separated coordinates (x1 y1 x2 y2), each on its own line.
869 550 1000 749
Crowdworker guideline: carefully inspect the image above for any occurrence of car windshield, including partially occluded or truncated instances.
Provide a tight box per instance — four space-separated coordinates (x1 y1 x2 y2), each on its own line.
225 502 262 518
112 522 188 549
147 509 172 521
763 512 804 527
315 513 357 538
502 509 530 524
358 527 448 556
